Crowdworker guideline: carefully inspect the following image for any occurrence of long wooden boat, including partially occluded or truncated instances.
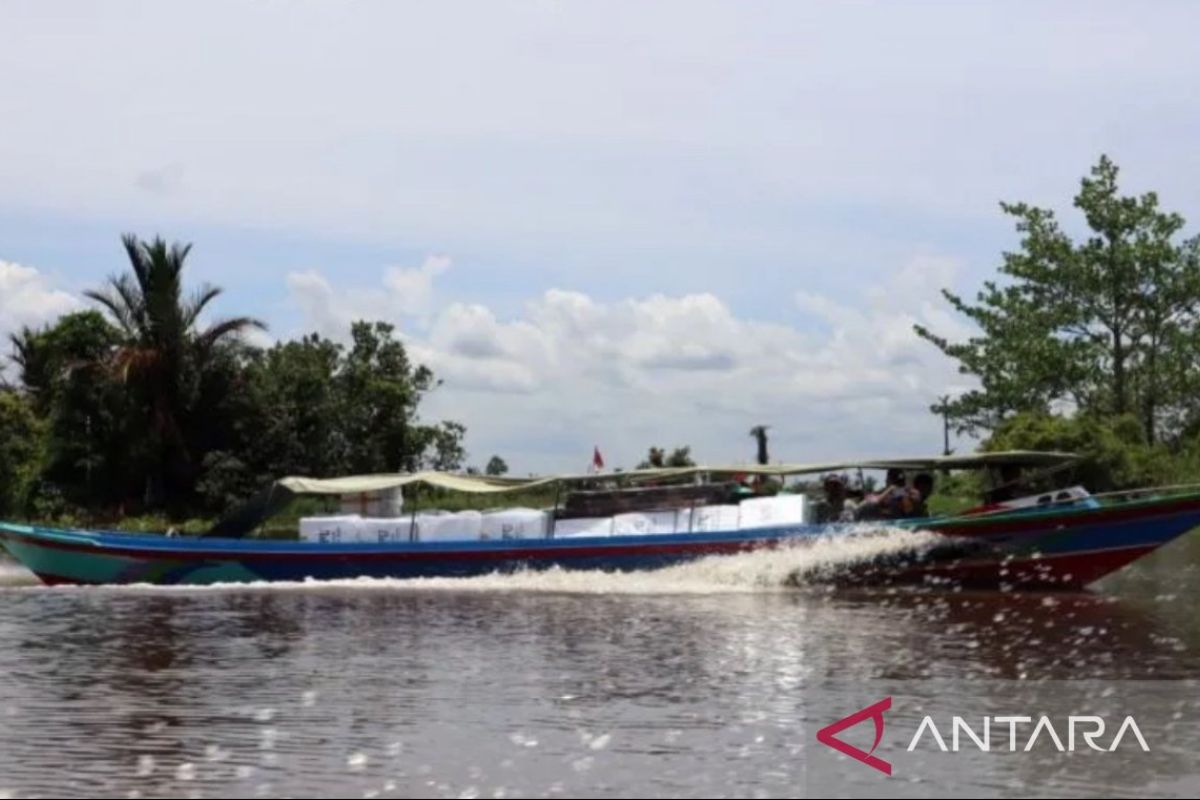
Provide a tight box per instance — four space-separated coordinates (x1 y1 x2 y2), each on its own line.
3 453 1198 590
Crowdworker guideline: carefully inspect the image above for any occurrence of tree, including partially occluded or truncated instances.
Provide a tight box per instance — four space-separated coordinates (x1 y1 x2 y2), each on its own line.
424 421 467 471
637 445 695 469
8 312 134 511
915 156 1200 444
665 446 695 467
242 333 346 479
0 390 42 516
983 411 1170 492
485 455 509 476
194 324 468 511
639 447 666 469
2 233 473 520
85 234 266 509
338 321 444 474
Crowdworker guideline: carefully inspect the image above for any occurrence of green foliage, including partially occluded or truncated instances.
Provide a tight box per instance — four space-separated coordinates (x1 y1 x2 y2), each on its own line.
407 486 558 513
665 446 695 468
485 455 509 476
0 390 44 515
636 445 696 469
916 155 1200 444
339 321 438 474
193 324 465 514
242 333 346 479
9 311 135 512
638 447 664 468
5 234 469 522
81 234 268 511
423 421 467 472
926 471 983 516
924 492 977 517
983 411 1173 491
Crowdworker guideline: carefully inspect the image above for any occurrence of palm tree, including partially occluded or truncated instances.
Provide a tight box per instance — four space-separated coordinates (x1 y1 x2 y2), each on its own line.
9 326 47 399
86 234 266 507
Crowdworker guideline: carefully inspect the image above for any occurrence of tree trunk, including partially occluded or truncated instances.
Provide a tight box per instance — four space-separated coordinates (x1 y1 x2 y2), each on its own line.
1144 334 1158 444
1112 327 1127 416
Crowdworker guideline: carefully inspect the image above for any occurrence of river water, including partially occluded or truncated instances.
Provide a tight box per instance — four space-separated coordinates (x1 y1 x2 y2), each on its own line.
1 531 1199 798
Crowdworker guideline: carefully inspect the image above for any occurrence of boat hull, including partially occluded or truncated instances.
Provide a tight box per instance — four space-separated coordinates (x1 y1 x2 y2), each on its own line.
3 493 1199 589
853 493 1200 589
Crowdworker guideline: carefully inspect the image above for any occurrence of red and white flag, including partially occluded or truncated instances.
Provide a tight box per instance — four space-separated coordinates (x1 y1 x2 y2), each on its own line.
591 446 605 472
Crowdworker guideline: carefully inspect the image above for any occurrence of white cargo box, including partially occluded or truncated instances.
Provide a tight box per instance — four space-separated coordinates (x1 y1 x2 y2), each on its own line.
481 508 549 540
553 516 614 537
416 510 484 542
737 494 808 530
359 517 415 543
612 510 680 536
299 515 364 543
688 504 742 532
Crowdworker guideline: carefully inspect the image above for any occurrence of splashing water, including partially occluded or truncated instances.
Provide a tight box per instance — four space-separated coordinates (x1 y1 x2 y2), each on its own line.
393 525 946 595
0 560 37 587
3 525 950 595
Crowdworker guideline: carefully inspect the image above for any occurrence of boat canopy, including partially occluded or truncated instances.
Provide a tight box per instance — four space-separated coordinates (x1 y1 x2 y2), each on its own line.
277 471 547 496
203 450 1078 538
274 450 1077 495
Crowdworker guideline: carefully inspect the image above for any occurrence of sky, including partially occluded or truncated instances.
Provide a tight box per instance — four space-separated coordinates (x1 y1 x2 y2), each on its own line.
3 1 1200 474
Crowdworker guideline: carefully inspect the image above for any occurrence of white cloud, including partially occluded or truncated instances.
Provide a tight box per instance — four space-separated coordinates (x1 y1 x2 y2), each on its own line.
285 255 451 339
0 260 81 376
288 253 979 473
0 249 983 472
383 255 450 317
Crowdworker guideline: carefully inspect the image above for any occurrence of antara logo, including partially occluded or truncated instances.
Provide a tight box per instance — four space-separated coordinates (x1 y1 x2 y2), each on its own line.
906 714 1150 754
816 697 893 776
818 697 1150 776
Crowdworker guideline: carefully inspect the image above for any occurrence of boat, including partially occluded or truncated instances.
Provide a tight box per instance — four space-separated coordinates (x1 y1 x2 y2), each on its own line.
2 451 1199 589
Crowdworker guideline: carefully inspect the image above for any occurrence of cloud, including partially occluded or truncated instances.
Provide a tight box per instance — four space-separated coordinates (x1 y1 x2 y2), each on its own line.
0 249 982 472
0 260 81 375
285 255 451 339
288 253 979 472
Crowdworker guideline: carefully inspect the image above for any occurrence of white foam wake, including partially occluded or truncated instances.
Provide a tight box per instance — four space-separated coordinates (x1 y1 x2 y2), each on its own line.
394 525 945 595
7 526 946 595
0 559 38 587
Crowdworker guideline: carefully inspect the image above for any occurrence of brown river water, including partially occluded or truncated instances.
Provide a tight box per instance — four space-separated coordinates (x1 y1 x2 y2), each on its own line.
1 530 1199 798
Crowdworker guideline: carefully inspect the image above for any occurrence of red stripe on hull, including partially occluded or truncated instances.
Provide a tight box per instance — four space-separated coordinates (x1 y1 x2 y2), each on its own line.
32 571 96 587
870 544 1158 590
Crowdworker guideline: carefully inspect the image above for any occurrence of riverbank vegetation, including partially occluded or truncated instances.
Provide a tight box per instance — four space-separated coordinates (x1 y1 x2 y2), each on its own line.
918 155 1200 494
0 235 468 525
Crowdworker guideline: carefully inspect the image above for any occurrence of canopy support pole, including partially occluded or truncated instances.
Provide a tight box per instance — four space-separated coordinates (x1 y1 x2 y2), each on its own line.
549 481 562 538
408 485 419 542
